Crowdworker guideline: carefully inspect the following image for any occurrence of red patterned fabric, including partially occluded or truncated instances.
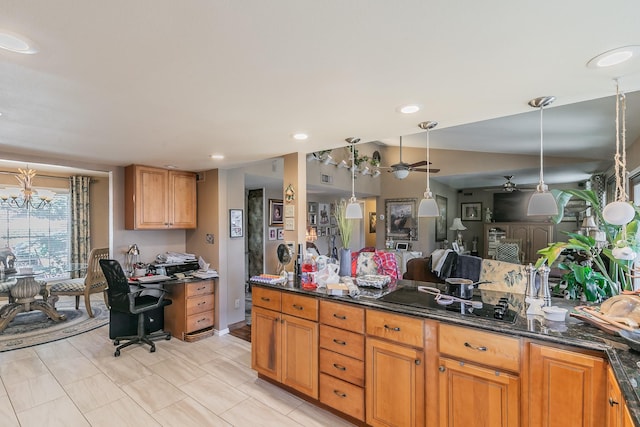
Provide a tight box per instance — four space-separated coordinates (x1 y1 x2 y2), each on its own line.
374 251 400 279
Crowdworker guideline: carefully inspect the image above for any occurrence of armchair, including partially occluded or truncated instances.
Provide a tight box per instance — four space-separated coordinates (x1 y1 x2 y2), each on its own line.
99 259 172 356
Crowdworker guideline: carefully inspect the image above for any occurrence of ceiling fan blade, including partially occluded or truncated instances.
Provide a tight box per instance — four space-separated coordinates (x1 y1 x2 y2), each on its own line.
408 160 431 168
411 168 440 173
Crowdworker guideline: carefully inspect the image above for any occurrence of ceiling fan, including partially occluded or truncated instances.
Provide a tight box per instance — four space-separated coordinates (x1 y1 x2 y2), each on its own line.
382 136 440 179
485 176 535 192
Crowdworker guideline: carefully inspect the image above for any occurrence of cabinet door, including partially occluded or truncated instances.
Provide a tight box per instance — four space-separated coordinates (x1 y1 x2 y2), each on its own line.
132 166 169 229
528 343 605 427
529 224 553 263
282 313 318 398
607 366 624 427
438 357 519 427
366 337 424 427
168 170 197 228
251 306 281 382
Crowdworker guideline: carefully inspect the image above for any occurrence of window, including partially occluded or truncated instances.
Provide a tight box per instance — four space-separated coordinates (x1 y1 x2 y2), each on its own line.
0 191 70 279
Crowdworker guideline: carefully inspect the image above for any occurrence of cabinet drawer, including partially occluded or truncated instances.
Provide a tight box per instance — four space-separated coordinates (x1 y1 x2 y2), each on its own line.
186 311 214 333
320 300 364 333
319 348 364 387
320 325 365 361
186 280 214 298
253 287 281 311
186 294 214 314
320 373 365 422
439 323 520 372
366 309 424 348
282 293 318 321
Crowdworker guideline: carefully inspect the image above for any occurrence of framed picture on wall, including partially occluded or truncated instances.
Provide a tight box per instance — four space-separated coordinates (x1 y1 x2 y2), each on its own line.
435 195 448 241
461 202 482 221
269 199 283 225
277 228 284 240
369 211 377 233
385 198 418 240
229 209 243 238
318 203 330 226
268 227 277 241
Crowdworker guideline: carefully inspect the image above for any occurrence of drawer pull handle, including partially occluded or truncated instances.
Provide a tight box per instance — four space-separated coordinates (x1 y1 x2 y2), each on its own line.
333 363 346 371
333 339 346 346
197 318 207 323
198 302 205 306
333 390 347 398
261 297 271 302
464 342 487 352
197 287 206 291
333 314 347 320
609 397 620 406
415 359 421 366
439 365 446 372
384 324 401 332
292 304 304 310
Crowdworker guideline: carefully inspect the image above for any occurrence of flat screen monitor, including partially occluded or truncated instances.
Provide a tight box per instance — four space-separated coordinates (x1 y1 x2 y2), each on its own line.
492 192 530 222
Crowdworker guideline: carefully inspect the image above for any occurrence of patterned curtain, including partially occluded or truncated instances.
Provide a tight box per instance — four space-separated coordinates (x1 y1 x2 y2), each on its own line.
70 176 91 278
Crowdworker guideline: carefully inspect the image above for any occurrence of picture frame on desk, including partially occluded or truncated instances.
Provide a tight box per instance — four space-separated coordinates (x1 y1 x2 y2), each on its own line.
395 242 409 251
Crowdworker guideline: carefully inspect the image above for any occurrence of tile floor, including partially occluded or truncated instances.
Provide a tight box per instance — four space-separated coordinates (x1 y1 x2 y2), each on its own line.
0 304 356 426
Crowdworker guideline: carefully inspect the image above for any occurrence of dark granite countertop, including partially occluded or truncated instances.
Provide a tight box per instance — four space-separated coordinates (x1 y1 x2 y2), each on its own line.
251 279 640 426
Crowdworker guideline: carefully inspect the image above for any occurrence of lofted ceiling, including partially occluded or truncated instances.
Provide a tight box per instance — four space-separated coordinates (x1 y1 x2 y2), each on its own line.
1 1 640 185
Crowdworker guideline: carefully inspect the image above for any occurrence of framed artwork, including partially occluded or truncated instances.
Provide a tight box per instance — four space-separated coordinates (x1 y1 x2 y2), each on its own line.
330 202 337 225
277 228 284 240
369 211 377 233
395 242 409 251
385 198 418 240
435 195 448 241
308 213 317 226
229 209 243 238
269 199 283 225
284 217 295 231
461 202 482 221
318 203 330 226
284 205 295 218
268 227 277 241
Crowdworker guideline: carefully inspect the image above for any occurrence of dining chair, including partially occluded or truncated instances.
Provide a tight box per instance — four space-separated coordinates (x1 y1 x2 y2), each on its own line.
49 247 110 317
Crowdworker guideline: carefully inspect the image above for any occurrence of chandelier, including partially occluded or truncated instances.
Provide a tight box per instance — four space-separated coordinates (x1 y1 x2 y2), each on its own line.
0 168 55 209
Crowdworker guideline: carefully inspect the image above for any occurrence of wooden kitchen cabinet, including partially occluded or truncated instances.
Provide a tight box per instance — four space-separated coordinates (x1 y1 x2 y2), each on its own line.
438 324 521 427
484 222 554 263
251 288 319 399
527 343 606 427
606 365 637 427
366 309 425 427
164 279 215 341
125 164 197 229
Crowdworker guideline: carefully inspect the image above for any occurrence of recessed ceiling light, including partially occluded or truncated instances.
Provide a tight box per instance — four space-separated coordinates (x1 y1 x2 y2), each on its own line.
210 154 224 160
398 105 421 114
292 133 309 140
587 46 640 68
165 165 178 169
0 31 38 54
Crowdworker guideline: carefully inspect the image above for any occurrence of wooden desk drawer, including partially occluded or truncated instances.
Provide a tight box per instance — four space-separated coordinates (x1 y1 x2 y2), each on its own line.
186 311 214 333
366 309 424 348
253 287 281 311
439 323 521 372
319 348 365 387
186 294 214 314
320 324 365 361
320 300 364 333
320 373 365 422
186 280 214 298
282 293 318 321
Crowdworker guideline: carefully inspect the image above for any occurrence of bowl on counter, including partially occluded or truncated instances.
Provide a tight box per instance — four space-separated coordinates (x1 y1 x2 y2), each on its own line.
542 306 568 322
618 330 640 352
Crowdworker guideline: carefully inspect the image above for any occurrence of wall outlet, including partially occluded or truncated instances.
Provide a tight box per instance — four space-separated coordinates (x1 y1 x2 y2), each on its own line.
234 299 240 309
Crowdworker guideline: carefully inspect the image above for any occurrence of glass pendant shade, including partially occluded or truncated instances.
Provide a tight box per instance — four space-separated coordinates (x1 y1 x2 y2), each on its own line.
527 190 558 216
345 197 363 219
418 192 439 217
603 201 635 225
344 137 363 219
393 168 410 180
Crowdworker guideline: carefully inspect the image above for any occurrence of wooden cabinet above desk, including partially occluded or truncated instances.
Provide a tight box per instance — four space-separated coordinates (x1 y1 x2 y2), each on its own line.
125 164 197 230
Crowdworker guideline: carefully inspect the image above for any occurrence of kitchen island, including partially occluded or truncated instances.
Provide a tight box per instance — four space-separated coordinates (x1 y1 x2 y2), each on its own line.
250 278 640 427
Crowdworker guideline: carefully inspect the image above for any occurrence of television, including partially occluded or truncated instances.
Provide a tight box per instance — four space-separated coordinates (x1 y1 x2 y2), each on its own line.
492 192 530 222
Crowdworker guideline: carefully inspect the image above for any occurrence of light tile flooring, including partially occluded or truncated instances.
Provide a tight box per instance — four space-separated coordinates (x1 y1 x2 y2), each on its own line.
0 318 355 426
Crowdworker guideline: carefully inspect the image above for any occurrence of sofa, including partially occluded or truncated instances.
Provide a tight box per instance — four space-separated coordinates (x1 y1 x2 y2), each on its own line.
404 250 528 294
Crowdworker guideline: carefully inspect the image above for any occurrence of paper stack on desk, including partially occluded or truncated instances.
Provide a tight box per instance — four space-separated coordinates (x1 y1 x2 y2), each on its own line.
192 269 219 279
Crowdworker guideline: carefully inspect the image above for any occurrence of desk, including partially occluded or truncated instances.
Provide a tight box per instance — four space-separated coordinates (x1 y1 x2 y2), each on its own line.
0 273 66 332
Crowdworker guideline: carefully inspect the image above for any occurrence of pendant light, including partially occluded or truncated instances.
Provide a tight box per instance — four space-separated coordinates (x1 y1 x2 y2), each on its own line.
603 80 635 226
345 137 363 219
527 96 558 216
417 121 440 217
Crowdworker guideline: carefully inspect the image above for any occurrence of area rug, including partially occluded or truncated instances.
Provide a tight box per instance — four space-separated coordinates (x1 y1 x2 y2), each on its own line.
0 298 109 352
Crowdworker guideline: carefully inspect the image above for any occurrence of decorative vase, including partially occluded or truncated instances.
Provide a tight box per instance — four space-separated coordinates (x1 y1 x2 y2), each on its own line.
339 248 352 277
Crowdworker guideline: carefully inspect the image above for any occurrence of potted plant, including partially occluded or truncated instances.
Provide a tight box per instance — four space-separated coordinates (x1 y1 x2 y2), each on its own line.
535 189 640 301
333 199 354 276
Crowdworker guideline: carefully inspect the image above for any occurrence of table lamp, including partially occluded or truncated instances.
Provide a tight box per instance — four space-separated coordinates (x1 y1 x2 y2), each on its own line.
450 218 467 246
125 244 140 277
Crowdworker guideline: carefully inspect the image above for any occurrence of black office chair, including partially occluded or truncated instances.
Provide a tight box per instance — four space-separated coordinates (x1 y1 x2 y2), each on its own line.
99 259 172 356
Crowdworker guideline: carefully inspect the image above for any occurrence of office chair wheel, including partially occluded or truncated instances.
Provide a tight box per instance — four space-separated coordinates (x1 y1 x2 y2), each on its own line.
113 339 120 345
165 335 171 340
149 345 156 353
114 349 121 357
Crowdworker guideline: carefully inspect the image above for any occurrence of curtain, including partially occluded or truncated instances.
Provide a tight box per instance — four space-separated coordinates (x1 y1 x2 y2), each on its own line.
70 176 91 278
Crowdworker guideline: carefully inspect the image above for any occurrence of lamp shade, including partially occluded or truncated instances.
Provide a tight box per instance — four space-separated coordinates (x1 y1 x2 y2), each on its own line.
418 197 439 217
602 201 635 225
393 168 410 180
527 191 558 216
449 217 467 231
581 216 597 229
345 199 363 219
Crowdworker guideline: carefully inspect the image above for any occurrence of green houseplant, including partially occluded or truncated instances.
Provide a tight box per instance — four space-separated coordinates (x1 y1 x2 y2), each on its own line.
334 199 354 276
535 189 640 301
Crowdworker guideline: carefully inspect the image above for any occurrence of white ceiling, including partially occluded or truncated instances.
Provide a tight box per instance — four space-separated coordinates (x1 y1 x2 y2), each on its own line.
1 1 640 187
